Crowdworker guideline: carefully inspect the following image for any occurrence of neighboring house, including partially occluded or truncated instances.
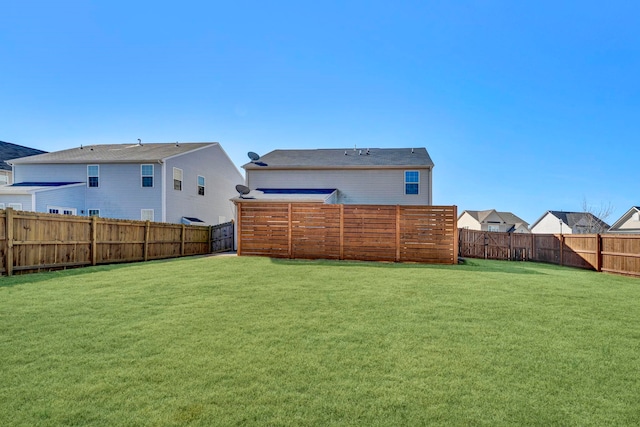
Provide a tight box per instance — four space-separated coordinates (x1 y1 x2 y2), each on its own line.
458 209 530 233
0 141 47 185
530 211 610 234
2 142 243 225
242 148 434 205
608 206 640 234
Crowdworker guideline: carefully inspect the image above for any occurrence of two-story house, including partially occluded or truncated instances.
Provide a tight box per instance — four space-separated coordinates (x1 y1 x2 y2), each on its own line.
242 147 434 205
2 142 243 224
458 209 530 233
530 211 610 234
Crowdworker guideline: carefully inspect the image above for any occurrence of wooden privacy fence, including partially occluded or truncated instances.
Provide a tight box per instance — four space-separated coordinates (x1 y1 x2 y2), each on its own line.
236 203 458 264
459 228 640 277
0 208 224 276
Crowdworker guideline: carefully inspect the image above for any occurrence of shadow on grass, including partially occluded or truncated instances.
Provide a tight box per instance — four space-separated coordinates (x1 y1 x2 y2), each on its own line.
268 257 549 275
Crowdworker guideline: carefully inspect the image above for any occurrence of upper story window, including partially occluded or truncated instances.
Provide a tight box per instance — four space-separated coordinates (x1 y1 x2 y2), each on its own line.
141 209 154 221
141 164 154 188
87 165 99 188
197 175 205 196
8 203 22 211
173 167 183 191
488 225 500 232
404 171 419 195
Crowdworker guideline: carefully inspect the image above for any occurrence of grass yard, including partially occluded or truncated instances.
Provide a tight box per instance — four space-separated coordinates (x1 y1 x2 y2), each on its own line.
1 256 640 426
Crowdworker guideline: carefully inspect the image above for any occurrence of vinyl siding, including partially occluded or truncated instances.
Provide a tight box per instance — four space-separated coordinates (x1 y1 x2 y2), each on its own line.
14 164 87 183
247 168 431 205
0 194 33 210
457 213 481 230
531 214 569 234
36 186 86 213
84 163 163 220
165 144 243 224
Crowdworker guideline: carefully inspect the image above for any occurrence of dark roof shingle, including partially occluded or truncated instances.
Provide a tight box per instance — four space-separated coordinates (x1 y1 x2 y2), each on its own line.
243 148 434 169
0 141 47 170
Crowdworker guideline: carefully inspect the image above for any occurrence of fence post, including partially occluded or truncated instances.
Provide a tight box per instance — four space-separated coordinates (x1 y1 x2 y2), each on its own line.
595 234 602 272
208 225 213 254
508 232 512 260
559 234 565 266
453 205 458 264
144 220 150 262
288 203 292 259
339 204 344 260
180 224 186 256
530 233 535 261
91 216 98 266
395 205 401 262
5 207 13 276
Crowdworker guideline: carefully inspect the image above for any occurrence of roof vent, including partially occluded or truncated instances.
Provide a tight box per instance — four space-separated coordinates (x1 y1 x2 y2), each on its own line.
366 148 370 155
411 148 414 154
344 151 347 155
359 150 362 155
175 141 180 147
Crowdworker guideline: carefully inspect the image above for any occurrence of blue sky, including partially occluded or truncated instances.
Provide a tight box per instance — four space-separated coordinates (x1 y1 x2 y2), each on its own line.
2 1 639 224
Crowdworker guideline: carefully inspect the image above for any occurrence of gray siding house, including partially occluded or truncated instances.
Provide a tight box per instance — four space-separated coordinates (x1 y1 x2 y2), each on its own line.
0 140 47 185
243 148 434 205
2 142 243 224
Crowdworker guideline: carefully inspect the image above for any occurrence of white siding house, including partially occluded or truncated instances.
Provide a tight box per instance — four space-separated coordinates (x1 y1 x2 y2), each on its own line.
608 207 640 233
530 211 610 234
458 209 530 233
3 142 242 224
243 148 434 205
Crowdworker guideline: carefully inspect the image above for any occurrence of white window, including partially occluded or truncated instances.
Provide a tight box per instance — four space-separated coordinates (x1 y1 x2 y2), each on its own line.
88 209 100 217
404 171 419 195
197 175 205 196
173 167 183 191
0 203 5 209
8 203 22 211
141 164 154 188
0 175 8 185
48 206 77 215
488 225 499 232
141 209 154 221
87 165 99 187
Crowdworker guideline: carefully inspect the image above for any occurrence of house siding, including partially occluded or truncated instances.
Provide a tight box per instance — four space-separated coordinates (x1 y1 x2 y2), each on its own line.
36 186 86 213
458 212 481 230
14 164 87 183
247 168 431 205
165 144 243 224
0 194 33 210
531 213 568 234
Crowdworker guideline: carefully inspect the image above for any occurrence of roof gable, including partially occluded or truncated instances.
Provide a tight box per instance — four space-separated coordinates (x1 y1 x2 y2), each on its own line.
609 206 640 230
9 142 216 164
243 148 434 170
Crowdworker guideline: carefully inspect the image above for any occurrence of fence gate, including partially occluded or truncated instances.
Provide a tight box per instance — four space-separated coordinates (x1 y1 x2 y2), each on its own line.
211 221 234 253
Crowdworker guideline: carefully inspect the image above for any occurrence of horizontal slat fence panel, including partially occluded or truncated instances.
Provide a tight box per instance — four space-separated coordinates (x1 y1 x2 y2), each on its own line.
459 228 640 277
236 203 457 264
0 208 214 276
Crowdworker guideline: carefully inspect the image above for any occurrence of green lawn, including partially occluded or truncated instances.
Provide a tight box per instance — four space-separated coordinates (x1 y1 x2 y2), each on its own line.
1 256 639 426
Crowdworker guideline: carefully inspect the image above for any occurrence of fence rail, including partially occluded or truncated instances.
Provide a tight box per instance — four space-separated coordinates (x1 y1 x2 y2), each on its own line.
236 203 458 264
459 228 640 277
0 208 220 276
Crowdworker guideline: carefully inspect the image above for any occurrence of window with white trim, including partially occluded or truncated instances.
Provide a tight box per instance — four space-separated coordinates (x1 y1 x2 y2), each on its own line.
8 203 22 211
0 203 5 209
0 175 7 185
87 165 99 187
141 209 154 221
48 206 77 215
141 164 154 188
488 225 499 232
173 167 183 191
88 209 100 217
197 175 205 196
404 171 419 195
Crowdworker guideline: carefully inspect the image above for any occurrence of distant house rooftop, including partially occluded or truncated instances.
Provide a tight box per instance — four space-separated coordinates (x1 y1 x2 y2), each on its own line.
0 141 47 171
243 148 434 170
8 142 216 164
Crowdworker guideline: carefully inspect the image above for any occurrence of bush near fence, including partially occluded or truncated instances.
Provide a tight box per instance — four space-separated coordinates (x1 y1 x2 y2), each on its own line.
236 203 458 264
458 228 640 277
0 208 229 276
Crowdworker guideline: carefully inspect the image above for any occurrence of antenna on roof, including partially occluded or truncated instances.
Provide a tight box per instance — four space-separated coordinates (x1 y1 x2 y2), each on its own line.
137 139 142 146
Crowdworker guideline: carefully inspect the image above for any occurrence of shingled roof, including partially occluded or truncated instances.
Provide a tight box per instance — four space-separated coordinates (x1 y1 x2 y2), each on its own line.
8 142 216 164
0 141 47 171
243 148 434 170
